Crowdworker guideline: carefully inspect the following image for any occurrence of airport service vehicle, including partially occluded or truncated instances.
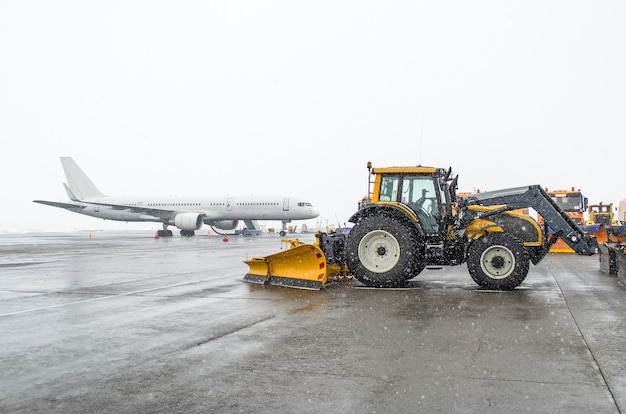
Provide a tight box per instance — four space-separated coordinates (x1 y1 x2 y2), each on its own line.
244 162 598 290
544 188 587 226
595 199 626 276
586 202 618 227
540 187 587 253
599 241 626 277
584 202 626 244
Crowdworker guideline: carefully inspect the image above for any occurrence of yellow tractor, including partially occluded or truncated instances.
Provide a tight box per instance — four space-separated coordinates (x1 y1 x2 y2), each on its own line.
244 162 598 290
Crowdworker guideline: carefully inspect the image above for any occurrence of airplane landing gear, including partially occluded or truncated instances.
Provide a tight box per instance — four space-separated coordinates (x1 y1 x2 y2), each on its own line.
280 220 289 236
180 230 196 237
157 223 173 237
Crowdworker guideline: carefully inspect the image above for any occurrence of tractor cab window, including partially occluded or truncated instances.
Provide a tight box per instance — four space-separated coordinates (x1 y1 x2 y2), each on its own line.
378 174 439 233
403 176 440 233
379 175 400 202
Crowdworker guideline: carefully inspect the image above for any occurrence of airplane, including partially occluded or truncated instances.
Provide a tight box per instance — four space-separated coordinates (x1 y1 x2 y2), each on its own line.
33 157 320 237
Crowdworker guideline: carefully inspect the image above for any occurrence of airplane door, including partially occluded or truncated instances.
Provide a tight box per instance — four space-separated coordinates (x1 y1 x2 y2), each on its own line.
283 198 289 211
226 198 234 211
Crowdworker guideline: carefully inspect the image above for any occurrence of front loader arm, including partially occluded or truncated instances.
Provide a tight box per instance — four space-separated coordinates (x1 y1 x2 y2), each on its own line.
466 185 598 255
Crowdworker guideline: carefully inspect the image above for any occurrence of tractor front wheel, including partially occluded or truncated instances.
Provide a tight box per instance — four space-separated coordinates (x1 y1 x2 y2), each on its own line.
467 233 530 290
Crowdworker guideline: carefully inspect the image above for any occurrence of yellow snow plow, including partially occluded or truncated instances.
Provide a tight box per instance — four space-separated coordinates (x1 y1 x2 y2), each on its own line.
243 236 350 290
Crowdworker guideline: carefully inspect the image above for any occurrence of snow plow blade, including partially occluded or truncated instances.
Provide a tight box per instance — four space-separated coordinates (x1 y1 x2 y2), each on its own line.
243 242 328 290
583 224 609 244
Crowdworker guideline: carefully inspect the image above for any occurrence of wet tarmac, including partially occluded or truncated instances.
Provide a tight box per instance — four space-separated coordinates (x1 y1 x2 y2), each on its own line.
1 230 625 413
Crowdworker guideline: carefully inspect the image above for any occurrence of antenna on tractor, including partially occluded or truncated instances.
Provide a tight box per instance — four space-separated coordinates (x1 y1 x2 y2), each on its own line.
418 112 425 165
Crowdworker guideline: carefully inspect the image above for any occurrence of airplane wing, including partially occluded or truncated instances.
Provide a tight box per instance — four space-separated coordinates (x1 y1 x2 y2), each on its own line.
77 200 182 220
33 200 88 211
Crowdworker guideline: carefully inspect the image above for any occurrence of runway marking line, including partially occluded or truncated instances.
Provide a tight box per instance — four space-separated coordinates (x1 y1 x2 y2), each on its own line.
0 279 212 317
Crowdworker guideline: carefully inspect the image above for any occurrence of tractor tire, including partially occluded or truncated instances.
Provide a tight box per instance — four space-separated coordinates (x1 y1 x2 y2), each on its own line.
467 233 530 290
345 215 422 287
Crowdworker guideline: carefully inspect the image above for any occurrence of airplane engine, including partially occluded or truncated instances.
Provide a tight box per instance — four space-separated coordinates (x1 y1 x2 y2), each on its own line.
174 212 204 231
206 220 239 230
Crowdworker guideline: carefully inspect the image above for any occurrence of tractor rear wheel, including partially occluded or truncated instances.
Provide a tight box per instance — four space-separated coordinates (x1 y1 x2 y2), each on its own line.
467 233 530 290
345 215 422 287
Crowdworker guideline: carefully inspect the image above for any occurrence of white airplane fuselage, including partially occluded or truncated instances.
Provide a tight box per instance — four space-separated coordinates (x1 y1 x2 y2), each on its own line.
77 195 317 222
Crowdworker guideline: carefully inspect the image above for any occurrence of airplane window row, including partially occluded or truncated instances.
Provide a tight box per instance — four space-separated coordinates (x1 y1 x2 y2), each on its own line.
127 201 294 208
145 203 202 207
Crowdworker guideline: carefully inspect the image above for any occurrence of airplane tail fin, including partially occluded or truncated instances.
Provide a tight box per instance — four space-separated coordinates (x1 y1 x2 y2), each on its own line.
60 157 107 200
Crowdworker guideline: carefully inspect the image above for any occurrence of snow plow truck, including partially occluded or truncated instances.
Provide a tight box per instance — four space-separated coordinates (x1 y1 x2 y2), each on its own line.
244 162 598 290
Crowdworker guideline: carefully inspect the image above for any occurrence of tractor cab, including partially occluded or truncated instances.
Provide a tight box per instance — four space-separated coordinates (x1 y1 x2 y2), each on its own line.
373 166 446 234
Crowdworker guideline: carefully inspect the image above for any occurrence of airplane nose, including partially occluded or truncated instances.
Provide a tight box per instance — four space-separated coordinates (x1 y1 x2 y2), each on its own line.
311 207 321 218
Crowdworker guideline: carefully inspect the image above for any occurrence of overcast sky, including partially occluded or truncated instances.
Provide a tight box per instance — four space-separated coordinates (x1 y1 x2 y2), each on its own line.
1 1 624 233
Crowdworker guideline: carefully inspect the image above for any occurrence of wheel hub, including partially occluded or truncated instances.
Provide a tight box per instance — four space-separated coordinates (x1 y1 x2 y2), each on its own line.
480 245 515 279
358 230 401 273
491 255 505 269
